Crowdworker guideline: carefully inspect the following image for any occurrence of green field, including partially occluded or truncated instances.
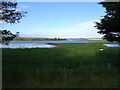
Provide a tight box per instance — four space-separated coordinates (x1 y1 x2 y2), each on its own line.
2 43 120 88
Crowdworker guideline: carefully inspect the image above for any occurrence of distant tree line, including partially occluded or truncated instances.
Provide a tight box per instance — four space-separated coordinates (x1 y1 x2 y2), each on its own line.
14 37 67 41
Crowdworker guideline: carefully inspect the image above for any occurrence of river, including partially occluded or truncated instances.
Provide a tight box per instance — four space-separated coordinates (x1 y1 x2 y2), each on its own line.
0 40 108 48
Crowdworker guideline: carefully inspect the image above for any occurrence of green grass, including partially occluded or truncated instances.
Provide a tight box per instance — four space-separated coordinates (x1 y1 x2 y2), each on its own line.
2 42 120 88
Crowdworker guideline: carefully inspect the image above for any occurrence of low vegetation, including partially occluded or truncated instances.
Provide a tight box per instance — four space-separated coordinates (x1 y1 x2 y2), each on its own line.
14 37 67 41
2 42 120 88
13 37 103 41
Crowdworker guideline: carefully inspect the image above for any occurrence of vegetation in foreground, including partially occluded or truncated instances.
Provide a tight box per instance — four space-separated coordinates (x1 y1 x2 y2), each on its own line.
2 43 120 88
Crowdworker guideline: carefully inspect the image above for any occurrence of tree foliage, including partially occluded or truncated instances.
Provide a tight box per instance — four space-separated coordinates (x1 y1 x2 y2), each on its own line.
0 0 27 45
95 1 120 43
0 30 19 45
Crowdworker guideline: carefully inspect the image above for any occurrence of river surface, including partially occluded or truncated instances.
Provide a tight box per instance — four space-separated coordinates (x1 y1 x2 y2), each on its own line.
103 44 120 47
0 40 110 48
10 40 108 43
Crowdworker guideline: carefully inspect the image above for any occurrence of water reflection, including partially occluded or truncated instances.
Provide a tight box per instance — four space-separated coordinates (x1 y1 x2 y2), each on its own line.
0 40 109 49
103 44 120 47
0 43 56 49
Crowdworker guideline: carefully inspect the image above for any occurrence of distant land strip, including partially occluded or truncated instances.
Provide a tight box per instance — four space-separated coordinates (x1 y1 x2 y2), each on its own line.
87 38 103 40
13 37 103 41
14 37 67 41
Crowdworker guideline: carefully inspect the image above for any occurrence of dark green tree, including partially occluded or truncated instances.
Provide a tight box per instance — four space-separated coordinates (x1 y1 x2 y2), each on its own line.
0 0 27 44
0 30 19 45
95 1 120 43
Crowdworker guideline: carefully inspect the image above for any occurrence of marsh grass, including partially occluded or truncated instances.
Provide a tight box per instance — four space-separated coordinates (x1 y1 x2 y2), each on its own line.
2 42 120 88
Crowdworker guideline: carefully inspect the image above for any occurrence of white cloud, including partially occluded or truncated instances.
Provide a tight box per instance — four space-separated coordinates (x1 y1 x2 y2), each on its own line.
21 20 103 38
19 5 30 9
0 21 7 29
50 20 103 38
0 21 6 24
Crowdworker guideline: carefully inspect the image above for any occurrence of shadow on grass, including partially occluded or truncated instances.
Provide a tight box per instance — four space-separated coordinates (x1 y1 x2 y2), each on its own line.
2 44 120 88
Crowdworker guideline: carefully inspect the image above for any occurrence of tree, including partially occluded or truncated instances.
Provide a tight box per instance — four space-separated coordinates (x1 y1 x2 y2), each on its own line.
0 0 27 44
0 30 20 45
0 30 19 45
95 1 120 43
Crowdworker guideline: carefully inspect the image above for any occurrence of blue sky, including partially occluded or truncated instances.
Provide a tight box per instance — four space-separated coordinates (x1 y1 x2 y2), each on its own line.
3 2 106 38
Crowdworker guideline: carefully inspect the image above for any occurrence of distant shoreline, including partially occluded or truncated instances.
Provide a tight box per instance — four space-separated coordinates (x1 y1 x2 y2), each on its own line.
14 37 103 41
14 37 67 41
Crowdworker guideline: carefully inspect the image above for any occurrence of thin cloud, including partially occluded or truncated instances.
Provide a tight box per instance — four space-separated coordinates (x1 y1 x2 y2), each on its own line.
19 5 30 9
21 20 103 38
51 20 102 38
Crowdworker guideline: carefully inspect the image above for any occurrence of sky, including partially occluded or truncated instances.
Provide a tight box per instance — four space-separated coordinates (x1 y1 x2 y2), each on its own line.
2 2 106 38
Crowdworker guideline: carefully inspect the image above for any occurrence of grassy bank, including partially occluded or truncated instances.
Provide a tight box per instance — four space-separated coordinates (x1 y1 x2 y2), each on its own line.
2 42 120 88
14 37 66 41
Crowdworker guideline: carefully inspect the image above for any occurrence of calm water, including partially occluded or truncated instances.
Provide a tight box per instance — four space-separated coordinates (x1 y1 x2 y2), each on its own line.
103 44 120 47
0 40 108 48
10 40 108 43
